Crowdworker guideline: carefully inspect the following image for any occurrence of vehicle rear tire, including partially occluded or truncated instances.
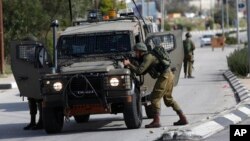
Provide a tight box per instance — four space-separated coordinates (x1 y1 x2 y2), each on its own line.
123 93 142 129
74 115 90 123
43 107 64 134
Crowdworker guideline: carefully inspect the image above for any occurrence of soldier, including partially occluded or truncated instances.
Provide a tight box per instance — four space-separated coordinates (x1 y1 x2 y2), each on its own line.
23 98 43 130
183 32 195 78
22 35 43 130
123 42 188 128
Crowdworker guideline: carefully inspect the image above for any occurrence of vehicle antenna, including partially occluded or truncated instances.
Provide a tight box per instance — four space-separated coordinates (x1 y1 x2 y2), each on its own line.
131 0 147 27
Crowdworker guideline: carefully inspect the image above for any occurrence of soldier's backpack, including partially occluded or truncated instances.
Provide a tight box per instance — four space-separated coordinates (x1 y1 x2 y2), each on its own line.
149 46 171 78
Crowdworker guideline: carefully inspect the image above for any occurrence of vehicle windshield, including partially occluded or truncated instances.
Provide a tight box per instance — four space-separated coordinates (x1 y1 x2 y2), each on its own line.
57 32 132 58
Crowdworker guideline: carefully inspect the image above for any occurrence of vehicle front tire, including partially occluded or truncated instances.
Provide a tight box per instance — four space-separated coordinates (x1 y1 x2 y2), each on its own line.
74 115 90 123
43 107 64 134
123 93 142 129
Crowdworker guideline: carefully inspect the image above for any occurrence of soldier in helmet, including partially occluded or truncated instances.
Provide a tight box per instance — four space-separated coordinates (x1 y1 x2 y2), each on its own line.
183 32 195 78
123 42 188 128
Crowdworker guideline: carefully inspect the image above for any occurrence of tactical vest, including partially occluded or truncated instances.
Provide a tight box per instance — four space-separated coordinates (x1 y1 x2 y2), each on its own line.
183 39 192 55
148 46 171 79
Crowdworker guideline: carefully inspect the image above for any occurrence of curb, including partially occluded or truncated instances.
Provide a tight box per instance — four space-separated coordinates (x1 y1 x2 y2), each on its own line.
159 70 250 140
224 70 250 102
159 104 250 141
0 82 17 89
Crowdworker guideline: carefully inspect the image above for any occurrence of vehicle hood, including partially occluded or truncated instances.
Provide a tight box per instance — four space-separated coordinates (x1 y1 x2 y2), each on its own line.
60 61 115 73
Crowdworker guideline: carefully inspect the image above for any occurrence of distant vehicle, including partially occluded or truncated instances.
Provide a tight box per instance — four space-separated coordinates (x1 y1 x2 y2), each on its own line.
200 34 213 47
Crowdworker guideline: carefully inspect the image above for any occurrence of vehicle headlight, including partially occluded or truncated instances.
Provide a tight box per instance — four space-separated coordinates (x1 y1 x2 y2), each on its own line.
110 77 119 87
53 82 63 91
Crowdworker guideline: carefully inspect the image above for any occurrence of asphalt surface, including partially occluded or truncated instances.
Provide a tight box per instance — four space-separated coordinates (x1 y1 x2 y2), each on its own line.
1 60 250 141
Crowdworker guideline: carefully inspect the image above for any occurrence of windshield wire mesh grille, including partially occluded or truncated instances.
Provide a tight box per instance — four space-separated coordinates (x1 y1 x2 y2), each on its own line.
58 33 131 58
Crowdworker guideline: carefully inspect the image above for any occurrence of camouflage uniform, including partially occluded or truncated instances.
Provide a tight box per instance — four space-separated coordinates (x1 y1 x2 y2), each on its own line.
183 33 195 78
125 42 188 128
128 53 181 114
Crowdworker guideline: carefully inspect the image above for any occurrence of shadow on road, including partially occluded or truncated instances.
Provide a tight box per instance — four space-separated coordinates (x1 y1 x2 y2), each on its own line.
0 102 28 112
0 116 130 140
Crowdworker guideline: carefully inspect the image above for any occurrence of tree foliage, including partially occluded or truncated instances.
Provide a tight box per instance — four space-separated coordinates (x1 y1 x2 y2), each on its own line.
214 3 236 27
3 0 92 58
99 0 114 15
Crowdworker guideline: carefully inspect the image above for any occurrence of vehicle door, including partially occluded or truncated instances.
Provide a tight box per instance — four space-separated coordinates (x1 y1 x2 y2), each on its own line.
10 41 51 99
143 30 184 94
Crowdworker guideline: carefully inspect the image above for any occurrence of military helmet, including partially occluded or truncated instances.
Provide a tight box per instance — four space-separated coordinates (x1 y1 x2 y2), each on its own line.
185 32 192 38
134 42 148 52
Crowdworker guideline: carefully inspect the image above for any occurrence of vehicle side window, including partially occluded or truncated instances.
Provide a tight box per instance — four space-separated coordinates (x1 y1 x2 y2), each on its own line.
16 44 36 63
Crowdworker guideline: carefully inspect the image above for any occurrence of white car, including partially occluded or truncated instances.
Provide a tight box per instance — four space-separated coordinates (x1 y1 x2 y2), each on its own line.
200 34 213 47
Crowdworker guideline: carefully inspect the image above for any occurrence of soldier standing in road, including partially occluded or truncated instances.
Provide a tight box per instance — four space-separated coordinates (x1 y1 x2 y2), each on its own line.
183 32 195 78
123 43 188 128
23 98 43 130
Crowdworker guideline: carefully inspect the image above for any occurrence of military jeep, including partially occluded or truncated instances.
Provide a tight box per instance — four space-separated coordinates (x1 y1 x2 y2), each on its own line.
11 12 184 134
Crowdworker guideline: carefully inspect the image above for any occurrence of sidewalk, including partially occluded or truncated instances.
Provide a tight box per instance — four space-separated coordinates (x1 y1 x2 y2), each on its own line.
224 71 250 102
0 74 17 89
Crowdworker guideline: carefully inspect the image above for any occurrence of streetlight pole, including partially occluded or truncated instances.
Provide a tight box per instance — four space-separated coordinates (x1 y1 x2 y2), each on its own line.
0 0 4 74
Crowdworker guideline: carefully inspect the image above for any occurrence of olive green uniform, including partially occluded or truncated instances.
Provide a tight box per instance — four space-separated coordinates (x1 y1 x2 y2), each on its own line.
183 38 195 77
128 53 181 115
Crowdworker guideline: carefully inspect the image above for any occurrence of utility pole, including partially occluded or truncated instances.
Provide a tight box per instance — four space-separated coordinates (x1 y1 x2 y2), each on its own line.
200 0 202 16
236 0 240 45
160 0 164 32
142 0 145 17
0 0 4 74
226 0 229 28
147 0 149 17
221 0 225 35
247 0 250 76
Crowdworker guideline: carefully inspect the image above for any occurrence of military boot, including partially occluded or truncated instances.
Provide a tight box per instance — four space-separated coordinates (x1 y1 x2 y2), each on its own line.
187 75 194 79
173 110 188 126
145 114 161 128
32 116 43 130
33 103 43 130
23 115 36 130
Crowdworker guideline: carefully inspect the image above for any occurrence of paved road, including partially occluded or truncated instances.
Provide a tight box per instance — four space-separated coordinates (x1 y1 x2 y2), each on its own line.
0 32 244 141
205 117 250 141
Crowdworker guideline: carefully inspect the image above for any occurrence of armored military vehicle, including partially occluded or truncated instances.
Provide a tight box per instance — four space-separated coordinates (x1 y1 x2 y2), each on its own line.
11 10 184 134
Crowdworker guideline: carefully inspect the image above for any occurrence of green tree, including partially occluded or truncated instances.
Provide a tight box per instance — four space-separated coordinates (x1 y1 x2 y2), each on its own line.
214 5 236 27
116 0 126 10
99 0 114 15
3 0 92 59
71 0 92 20
3 0 46 59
